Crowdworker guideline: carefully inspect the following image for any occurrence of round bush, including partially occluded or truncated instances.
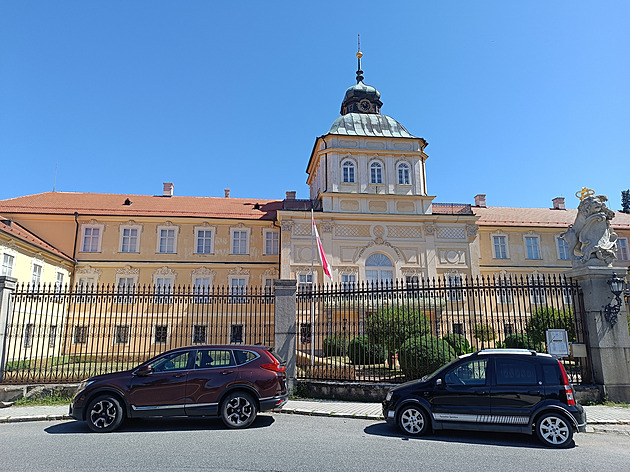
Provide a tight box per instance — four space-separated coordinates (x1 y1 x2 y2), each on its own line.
443 333 470 355
399 335 456 380
347 335 386 365
323 334 349 357
500 333 544 352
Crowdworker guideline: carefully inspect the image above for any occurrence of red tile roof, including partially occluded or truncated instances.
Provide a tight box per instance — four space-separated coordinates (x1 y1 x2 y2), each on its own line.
473 206 630 230
0 217 73 262
0 192 283 220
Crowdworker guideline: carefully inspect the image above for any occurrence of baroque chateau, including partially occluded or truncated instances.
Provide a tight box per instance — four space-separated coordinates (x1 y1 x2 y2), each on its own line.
1 52 630 291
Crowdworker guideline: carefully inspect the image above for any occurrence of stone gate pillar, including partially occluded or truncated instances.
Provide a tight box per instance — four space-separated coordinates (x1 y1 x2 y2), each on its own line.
0 276 18 383
274 279 297 392
566 266 630 401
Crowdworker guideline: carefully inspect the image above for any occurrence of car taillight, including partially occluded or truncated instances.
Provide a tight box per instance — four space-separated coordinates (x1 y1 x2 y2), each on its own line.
558 360 576 406
261 351 286 373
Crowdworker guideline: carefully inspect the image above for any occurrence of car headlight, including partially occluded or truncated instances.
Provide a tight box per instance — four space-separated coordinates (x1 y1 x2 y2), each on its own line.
385 391 393 402
77 380 95 392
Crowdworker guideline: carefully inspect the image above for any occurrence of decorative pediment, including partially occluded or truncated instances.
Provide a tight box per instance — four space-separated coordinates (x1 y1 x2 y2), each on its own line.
154 266 176 277
116 265 139 275
76 265 102 276
228 267 250 276
356 239 402 261
192 267 216 277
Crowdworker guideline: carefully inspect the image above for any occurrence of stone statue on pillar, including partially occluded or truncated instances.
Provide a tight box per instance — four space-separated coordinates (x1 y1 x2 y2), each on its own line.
561 194 618 268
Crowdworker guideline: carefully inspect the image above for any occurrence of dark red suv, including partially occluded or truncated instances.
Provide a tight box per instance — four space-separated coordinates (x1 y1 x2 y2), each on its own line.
70 345 288 432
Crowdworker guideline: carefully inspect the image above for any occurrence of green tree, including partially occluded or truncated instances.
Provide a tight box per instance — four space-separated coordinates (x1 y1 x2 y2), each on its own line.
526 307 576 346
621 189 630 214
473 323 496 342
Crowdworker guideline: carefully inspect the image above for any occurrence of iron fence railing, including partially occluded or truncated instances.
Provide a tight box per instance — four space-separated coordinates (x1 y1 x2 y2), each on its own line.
1 284 274 384
296 275 590 385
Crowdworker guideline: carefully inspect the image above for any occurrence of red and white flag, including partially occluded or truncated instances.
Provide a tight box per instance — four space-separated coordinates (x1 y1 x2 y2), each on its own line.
312 216 332 279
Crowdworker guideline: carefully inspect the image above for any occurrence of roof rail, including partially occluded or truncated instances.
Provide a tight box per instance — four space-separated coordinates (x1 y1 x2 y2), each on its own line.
478 348 537 356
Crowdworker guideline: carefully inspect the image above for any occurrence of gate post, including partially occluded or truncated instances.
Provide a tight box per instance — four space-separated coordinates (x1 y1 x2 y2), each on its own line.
0 276 18 383
566 267 630 402
274 279 297 392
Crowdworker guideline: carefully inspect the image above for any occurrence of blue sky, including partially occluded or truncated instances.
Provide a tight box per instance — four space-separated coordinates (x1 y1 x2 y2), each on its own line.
1 1 629 211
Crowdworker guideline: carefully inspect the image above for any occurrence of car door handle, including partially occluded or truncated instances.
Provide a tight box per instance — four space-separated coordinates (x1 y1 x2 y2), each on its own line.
528 390 541 395
221 370 234 375
476 391 489 395
173 373 186 378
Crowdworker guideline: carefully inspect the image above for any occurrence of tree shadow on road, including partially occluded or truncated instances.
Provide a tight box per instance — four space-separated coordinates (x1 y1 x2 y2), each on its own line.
44 414 275 434
364 422 575 449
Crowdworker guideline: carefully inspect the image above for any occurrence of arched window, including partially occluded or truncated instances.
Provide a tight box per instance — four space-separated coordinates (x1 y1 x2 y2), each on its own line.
397 162 410 185
342 160 355 183
365 253 393 285
370 161 383 184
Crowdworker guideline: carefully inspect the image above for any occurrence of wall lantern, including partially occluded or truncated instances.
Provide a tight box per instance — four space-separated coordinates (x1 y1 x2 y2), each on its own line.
604 273 625 325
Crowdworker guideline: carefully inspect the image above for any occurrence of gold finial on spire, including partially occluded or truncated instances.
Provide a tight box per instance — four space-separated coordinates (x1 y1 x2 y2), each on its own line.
575 187 595 200
355 34 364 83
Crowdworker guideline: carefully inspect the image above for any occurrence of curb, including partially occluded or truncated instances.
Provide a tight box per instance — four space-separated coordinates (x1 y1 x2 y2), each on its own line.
0 414 71 424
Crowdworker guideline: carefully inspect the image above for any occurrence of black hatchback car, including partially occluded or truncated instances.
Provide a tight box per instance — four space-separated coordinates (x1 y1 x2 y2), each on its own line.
382 349 586 447
70 345 288 432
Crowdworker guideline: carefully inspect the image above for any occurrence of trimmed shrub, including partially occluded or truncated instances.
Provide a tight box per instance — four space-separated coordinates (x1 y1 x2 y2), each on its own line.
399 335 456 380
323 334 349 357
473 323 496 342
500 333 544 351
365 306 432 356
347 335 386 366
443 333 471 355
526 307 576 345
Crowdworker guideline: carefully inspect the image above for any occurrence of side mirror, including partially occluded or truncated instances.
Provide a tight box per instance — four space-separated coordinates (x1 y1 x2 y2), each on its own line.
135 365 153 377
436 378 444 388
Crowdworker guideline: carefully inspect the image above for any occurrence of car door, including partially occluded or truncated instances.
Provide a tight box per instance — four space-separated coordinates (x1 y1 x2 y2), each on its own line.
491 356 545 424
430 357 491 423
127 350 193 417
185 348 239 416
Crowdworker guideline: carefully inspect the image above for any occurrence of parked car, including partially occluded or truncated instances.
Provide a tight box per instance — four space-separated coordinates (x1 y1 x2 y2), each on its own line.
70 345 288 432
382 349 586 447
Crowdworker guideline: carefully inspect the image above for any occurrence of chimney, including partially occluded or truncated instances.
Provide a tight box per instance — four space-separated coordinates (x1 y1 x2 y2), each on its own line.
474 194 486 207
224 189 230 198
552 197 566 210
285 191 296 200
163 182 174 197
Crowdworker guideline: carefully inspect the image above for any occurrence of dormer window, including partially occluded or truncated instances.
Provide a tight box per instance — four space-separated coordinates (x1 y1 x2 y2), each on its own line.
397 162 410 185
370 161 383 184
342 160 356 183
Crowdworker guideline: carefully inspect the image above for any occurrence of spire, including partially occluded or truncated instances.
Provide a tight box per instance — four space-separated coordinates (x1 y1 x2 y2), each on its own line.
356 34 364 83
340 39 382 115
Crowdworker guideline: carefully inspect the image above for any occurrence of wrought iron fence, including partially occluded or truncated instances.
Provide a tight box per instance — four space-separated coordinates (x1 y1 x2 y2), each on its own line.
296 275 590 385
1 284 275 384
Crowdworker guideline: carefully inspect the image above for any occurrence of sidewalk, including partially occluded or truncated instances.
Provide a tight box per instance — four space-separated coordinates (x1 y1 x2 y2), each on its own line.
1 399 630 434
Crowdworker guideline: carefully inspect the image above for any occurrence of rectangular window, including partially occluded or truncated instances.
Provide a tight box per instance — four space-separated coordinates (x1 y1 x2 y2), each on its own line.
154 325 168 344
1 253 14 277
230 277 247 303
341 274 356 291
55 272 65 291
264 231 279 255
195 229 213 254
496 279 514 304
121 228 139 253
155 277 174 303
232 230 248 255
504 323 514 336
299 323 312 344
194 277 211 303
492 235 508 259
49 325 57 348
82 227 101 252
117 277 136 303
114 326 130 345
73 326 88 345
23 323 34 348
446 275 465 302
452 323 464 335
343 164 355 183
525 236 541 260
496 359 538 386
31 263 43 287
158 229 176 253
298 274 313 295
557 237 570 260
230 324 244 344
617 238 629 261
192 325 208 344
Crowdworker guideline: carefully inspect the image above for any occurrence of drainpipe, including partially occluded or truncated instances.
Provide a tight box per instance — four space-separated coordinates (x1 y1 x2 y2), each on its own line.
70 212 79 288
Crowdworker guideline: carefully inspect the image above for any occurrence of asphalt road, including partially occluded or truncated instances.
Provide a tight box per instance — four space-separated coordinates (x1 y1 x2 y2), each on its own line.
1 414 629 472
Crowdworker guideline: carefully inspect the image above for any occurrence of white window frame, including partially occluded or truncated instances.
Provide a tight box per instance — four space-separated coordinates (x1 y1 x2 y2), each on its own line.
491 233 510 259
1 253 15 277
524 235 542 260
342 159 356 183
154 276 175 302
23 323 35 348
496 277 514 304
157 226 178 254
81 224 104 253
194 227 215 255
119 225 141 253
116 275 138 303
231 228 250 255
397 162 411 185
370 161 383 184
264 230 279 255
229 276 248 303
445 274 465 302
193 276 212 303
528 276 547 305
341 273 356 291
617 237 629 261
297 273 314 294
31 262 43 287
556 235 570 261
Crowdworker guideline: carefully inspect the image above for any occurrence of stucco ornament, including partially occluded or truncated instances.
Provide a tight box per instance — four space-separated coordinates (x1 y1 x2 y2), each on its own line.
561 195 618 267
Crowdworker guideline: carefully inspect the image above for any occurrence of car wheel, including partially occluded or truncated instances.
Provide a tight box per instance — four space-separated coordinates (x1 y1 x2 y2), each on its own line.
86 395 124 433
221 392 258 429
536 412 573 448
398 405 430 436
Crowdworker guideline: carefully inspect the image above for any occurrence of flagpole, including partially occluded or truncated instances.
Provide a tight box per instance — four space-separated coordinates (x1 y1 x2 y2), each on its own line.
310 206 315 366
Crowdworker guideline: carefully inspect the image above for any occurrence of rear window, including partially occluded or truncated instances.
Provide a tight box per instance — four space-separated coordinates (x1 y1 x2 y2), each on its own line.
233 349 258 365
495 359 538 386
542 363 563 385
